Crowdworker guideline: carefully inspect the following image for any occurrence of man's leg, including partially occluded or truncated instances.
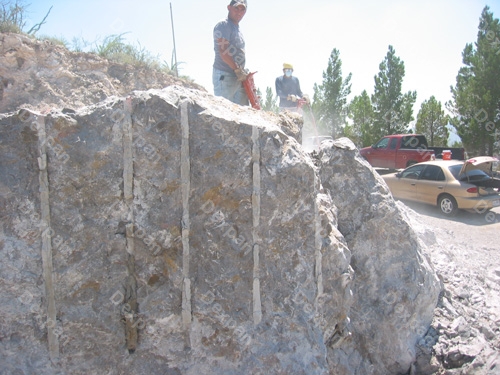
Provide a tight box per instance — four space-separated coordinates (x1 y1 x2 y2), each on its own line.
213 68 227 97
213 68 238 103
213 68 248 105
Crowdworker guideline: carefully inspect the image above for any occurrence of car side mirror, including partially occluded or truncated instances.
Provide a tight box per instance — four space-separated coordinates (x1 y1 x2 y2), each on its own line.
395 172 402 178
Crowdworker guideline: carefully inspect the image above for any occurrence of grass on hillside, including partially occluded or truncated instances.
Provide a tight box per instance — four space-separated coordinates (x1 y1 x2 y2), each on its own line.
1 0 188 79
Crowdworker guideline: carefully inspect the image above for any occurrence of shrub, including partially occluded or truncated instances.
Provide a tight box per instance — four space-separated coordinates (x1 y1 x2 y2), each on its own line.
0 0 26 33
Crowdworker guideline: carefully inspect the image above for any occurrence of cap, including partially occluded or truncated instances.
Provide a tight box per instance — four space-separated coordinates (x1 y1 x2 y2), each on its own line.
229 0 247 8
283 63 293 70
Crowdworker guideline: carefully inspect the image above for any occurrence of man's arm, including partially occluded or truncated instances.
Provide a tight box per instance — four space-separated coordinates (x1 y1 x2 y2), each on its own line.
217 37 246 81
217 38 238 70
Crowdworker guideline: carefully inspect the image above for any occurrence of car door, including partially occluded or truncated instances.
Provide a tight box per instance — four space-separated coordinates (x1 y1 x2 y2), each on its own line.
415 165 446 205
390 164 426 201
372 137 398 169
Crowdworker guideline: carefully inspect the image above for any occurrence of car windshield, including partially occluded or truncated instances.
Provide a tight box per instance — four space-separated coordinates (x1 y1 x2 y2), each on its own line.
448 164 491 181
400 164 426 179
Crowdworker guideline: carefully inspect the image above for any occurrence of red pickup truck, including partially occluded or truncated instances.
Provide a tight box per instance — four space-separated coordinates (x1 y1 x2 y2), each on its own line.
360 134 436 169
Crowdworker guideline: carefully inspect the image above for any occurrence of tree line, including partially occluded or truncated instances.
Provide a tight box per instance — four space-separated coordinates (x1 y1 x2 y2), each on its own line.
262 6 499 157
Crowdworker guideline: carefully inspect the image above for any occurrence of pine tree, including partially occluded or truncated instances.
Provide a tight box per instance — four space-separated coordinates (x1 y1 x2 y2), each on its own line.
312 48 352 138
448 6 500 156
416 96 449 146
262 86 278 113
346 90 375 147
371 45 416 139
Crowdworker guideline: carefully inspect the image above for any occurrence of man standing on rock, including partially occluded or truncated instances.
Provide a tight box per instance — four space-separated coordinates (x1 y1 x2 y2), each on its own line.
275 63 305 112
213 0 249 106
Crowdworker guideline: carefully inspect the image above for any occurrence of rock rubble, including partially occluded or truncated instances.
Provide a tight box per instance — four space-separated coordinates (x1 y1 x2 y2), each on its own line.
404 206 500 374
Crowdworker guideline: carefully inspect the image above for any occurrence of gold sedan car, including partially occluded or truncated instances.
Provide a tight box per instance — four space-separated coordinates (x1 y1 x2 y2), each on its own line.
382 157 500 216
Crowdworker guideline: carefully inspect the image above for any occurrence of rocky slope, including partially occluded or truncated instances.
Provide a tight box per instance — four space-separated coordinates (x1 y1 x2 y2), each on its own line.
0 32 203 113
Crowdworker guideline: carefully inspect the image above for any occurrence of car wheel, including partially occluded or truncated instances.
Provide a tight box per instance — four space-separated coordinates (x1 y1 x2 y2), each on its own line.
438 194 458 216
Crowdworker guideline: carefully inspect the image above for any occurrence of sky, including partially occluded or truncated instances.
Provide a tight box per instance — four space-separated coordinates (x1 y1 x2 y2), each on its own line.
26 0 500 125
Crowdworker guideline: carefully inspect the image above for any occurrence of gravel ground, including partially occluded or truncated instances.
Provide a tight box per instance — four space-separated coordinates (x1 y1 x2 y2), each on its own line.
398 201 500 374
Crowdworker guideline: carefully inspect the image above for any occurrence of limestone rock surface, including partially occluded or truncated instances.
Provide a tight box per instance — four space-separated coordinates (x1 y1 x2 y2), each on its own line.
0 86 440 374
316 138 441 374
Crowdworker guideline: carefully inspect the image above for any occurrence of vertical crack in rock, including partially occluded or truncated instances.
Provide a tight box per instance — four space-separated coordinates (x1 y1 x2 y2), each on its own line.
252 126 262 325
314 175 324 297
123 97 138 353
36 115 60 363
180 100 192 329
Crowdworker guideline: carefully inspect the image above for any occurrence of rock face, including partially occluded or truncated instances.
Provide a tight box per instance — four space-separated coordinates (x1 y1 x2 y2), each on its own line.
0 86 440 374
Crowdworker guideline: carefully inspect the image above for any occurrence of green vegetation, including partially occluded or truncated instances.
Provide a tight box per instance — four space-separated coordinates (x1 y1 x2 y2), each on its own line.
0 1 185 78
262 87 279 113
448 6 500 156
416 96 449 147
310 6 499 156
37 34 67 47
92 35 186 77
94 33 165 70
346 90 375 147
311 46 415 146
371 45 417 138
312 48 352 138
0 0 51 34
0 0 25 33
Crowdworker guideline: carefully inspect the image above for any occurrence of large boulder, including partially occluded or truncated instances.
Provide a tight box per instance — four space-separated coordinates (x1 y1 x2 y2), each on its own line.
317 138 441 374
0 86 352 374
0 86 440 374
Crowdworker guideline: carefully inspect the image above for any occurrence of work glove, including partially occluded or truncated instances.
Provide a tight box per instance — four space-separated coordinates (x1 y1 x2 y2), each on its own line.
234 68 248 82
287 94 298 102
